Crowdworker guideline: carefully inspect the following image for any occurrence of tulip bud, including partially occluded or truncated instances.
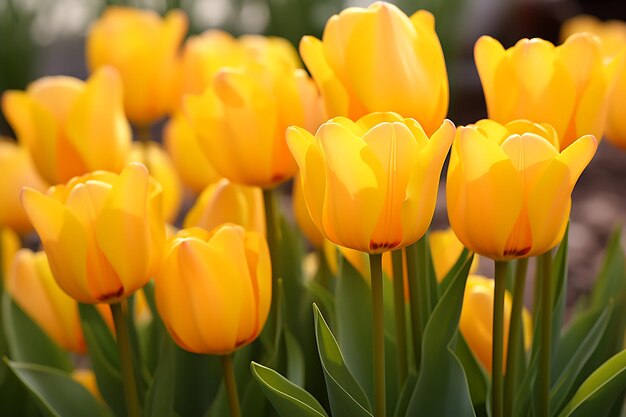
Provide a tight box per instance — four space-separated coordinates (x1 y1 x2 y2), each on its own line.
184 178 265 237
2 68 131 185
0 139 47 233
6 249 112 352
300 2 448 135
21 163 165 304
87 7 188 125
288 112 454 254
447 120 596 260
155 225 271 354
459 275 532 373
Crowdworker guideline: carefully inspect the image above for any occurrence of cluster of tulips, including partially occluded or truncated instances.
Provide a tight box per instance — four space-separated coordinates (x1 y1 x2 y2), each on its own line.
1 2 626 417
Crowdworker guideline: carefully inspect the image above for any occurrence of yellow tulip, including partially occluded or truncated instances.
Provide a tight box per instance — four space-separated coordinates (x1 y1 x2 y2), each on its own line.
21 163 165 304
184 178 265 237
2 227 20 278
72 369 102 401
474 33 623 149
300 2 448 135
181 30 300 97
127 142 182 223
86 7 188 125
561 16 626 150
429 228 479 282
0 139 47 233
185 53 324 188
293 175 324 248
288 112 454 254
2 68 131 185
6 249 112 352
447 119 596 260
323 239 370 278
459 275 532 373
163 111 220 193
155 225 271 354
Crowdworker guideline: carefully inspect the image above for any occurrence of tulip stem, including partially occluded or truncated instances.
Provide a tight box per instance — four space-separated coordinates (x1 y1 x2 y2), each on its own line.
493 261 507 417
221 354 241 417
391 249 408 386
369 253 386 417
406 241 422 371
539 251 553 417
504 258 529 415
110 301 142 417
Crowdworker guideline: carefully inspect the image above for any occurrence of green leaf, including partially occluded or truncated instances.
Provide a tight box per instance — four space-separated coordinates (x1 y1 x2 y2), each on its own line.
306 281 336 332
174 347 220 417
405 254 475 417
78 303 125 417
2 294 72 372
438 248 471 296
313 303 373 417
550 304 612 414
393 373 417 417
285 329 306 388
335 258 374 403
144 337 176 417
591 226 625 310
251 362 328 417
456 334 488 412
552 228 569 349
6 360 114 417
559 349 626 417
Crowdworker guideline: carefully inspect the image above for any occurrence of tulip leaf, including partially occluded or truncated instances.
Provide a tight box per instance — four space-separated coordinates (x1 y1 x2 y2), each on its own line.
393 372 417 417
78 303 125 417
590 226 625 310
1 293 72 372
174 346 220 417
306 280 336 332
405 254 475 417
558 349 626 417
456 334 488 412
6 359 114 417
313 303 373 416
335 257 374 403
251 362 329 417
438 248 471 296
285 328 305 388
550 303 612 415
552 227 569 354
144 337 177 417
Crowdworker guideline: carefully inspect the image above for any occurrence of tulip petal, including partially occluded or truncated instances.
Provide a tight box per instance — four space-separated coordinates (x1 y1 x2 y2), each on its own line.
474 36 507 117
244 232 272 342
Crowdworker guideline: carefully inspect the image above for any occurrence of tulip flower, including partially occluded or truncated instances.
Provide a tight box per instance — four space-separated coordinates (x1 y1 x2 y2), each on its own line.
185 55 324 188
459 275 532 373
0 139 47 233
293 175 324 248
163 111 220 193
127 142 182 223
474 33 623 149
561 16 626 150
155 225 271 354
300 2 448 135
2 68 131 185
21 163 165 304
429 228 479 281
184 178 265 237
447 119 596 260
86 7 188 125
2 227 20 278
288 112 455 254
6 249 112 352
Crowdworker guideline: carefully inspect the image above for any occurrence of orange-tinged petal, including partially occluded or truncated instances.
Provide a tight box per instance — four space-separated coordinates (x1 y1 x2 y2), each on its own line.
244 231 272 342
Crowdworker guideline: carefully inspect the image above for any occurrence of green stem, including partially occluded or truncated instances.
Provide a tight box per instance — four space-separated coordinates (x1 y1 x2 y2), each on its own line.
110 301 141 417
262 188 280 288
492 261 508 417
406 241 422 371
221 354 241 417
504 258 529 415
391 249 408 386
369 253 386 417
539 251 553 417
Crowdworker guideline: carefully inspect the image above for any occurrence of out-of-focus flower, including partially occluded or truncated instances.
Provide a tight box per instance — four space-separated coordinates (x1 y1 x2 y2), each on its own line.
300 2 448 135
6 249 112 352
2 68 131 185
0 139 47 233
323 239 370 279
447 119 596 260
459 275 532 373
72 369 102 400
561 16 626 150
184 178 265 236
2 227 20 278
21 163 165 304
288 112 454 254
185 52 324 188
127 142 182 223
474 33 623 149
429 228 479 282
163 111 220 193
155 225 271 354
86 7 188 125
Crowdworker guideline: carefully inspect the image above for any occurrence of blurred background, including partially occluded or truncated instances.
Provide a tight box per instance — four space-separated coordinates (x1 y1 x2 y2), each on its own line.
1 0 626 306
